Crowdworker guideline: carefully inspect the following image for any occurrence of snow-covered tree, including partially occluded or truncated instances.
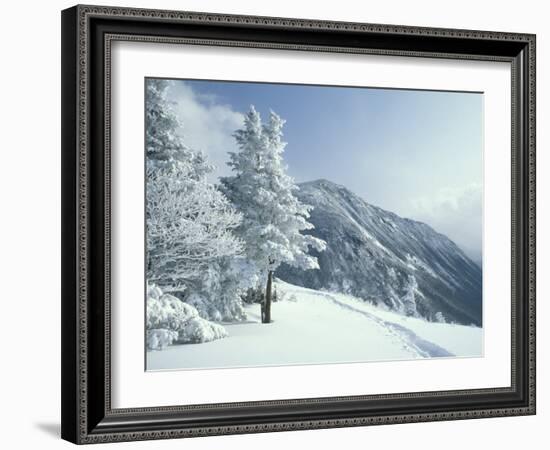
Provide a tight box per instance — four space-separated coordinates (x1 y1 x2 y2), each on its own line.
146 165 243 292
401 274 420 317
146 79 211 176
145 79 247 321
219 106 326 323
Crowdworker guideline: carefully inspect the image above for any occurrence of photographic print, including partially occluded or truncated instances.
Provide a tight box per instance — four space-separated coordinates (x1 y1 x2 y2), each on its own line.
145 78 483 371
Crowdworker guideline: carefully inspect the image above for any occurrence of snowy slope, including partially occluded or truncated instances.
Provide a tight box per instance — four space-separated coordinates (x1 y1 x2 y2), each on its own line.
147 281 482 371
276 179 482 326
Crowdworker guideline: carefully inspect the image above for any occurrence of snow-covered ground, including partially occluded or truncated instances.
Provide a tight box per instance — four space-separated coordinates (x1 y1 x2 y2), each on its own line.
147 281 482 371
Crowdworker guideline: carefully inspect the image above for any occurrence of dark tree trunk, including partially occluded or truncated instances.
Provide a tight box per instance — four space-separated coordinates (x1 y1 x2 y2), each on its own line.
261 270 274 323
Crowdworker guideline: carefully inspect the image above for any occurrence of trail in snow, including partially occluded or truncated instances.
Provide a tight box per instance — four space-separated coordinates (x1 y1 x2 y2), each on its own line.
316 291 454 358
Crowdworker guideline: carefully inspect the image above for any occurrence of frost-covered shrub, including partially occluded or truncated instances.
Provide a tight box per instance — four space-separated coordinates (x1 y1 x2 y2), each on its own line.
146 329 178 350
178 317 228 344
186 256 258 321
241 286 264 305
147 290 199 331
146 284 228 350
287 293 298 303
183 291 212 320
147 283 164 300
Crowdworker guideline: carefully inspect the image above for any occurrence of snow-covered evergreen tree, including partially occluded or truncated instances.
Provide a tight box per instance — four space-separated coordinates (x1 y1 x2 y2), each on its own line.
401 275 420 317
146 79 211 176
219 106 326 322
145 79 247 322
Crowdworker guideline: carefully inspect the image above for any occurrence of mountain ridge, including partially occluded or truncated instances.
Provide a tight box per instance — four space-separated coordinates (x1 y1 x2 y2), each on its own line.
276 178 482 326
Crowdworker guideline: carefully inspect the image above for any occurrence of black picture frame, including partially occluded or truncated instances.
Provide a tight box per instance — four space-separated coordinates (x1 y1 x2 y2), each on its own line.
61 4 536 444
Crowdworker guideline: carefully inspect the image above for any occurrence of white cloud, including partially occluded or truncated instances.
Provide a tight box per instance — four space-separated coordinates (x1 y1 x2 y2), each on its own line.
410 183 483 264
168 82 244 181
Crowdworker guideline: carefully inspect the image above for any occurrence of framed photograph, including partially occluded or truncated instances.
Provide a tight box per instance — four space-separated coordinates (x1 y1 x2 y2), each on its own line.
61 4 536 444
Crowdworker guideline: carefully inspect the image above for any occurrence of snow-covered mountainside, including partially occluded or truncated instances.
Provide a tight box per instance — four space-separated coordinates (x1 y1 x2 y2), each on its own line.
147 281 482 370
276 179 482 326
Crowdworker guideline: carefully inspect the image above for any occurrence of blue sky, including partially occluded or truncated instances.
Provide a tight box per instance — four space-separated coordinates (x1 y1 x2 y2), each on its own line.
165 79 483 262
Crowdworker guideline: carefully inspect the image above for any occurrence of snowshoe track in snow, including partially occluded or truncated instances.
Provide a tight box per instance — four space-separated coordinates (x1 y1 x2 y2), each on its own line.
317 291 454 358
